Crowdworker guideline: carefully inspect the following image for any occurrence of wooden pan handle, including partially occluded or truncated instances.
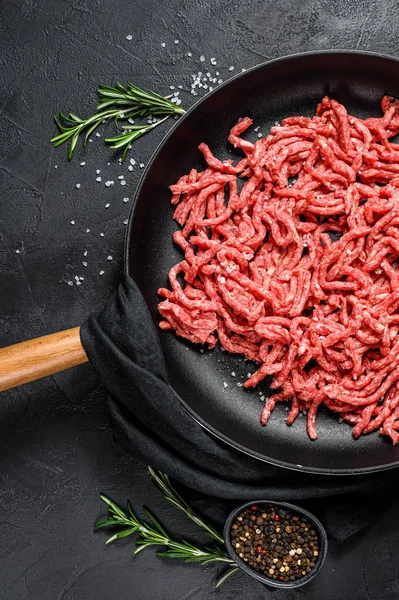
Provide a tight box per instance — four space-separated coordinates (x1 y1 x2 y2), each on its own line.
0 327 88 392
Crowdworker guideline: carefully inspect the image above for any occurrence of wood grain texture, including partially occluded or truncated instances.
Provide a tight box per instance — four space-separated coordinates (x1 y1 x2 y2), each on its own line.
0 328 88 392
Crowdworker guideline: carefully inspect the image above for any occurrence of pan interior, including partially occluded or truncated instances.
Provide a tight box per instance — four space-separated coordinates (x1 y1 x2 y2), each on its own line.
127 52 399 473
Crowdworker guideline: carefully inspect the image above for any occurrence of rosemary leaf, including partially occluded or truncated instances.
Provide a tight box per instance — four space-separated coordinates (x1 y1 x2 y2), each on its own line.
215 566 240 588
142 507 169 537
94 519 120 530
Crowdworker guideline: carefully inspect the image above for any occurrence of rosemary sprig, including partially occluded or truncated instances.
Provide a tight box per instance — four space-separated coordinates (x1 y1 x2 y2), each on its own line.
95 468 239 588
95 495 233 564
51 82 185 160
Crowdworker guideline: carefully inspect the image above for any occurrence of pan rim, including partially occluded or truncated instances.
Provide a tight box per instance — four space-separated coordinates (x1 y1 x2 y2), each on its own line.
125 49 399 475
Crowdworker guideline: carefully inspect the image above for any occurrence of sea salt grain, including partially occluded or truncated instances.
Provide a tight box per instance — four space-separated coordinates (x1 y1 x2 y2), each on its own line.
139 163 145 168
99 270 105 275
83 250 88 256
86 228 90 233
76 183 81 189
71 220 75 225
96 177 101 182
124 219 128 225
100 232 104 237
187 52 192 57
123 197 129 203
174 39 179 44
96 169 101 174
80 161 86 166
82 261 88 267
128 165 133 171
161 42 166 47
120 180 126 186
223 382 228 388
105 180 114 187
107 255 113 261
118 175 124 180
210 57 216 65
200 55 205 62
229 66 235 71
105 203 110 208
231 371 236 377
130 158 136 165
95 132 101 137
126 34 133 40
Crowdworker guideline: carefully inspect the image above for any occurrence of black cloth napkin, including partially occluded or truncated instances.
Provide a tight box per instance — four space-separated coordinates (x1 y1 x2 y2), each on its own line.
80 275 398 541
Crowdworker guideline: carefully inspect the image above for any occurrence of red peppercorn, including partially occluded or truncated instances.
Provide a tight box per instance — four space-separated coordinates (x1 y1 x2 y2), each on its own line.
279 576 284 581
262 549 268 555
274 515 281 521
256 545 262 554
251 505 258 510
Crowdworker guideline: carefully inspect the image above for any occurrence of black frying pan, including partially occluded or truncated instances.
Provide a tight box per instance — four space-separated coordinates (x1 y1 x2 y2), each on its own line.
126 50 399 474
2 51 399 475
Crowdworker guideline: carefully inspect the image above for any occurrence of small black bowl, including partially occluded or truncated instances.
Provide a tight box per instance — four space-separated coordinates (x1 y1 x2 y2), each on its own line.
223 500 328 589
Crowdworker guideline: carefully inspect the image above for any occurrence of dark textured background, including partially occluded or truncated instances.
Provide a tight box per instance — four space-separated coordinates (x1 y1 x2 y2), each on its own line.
1 0 399 598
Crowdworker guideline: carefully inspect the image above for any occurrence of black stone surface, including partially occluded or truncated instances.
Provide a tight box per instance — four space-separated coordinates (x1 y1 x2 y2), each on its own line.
1 1 399 598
